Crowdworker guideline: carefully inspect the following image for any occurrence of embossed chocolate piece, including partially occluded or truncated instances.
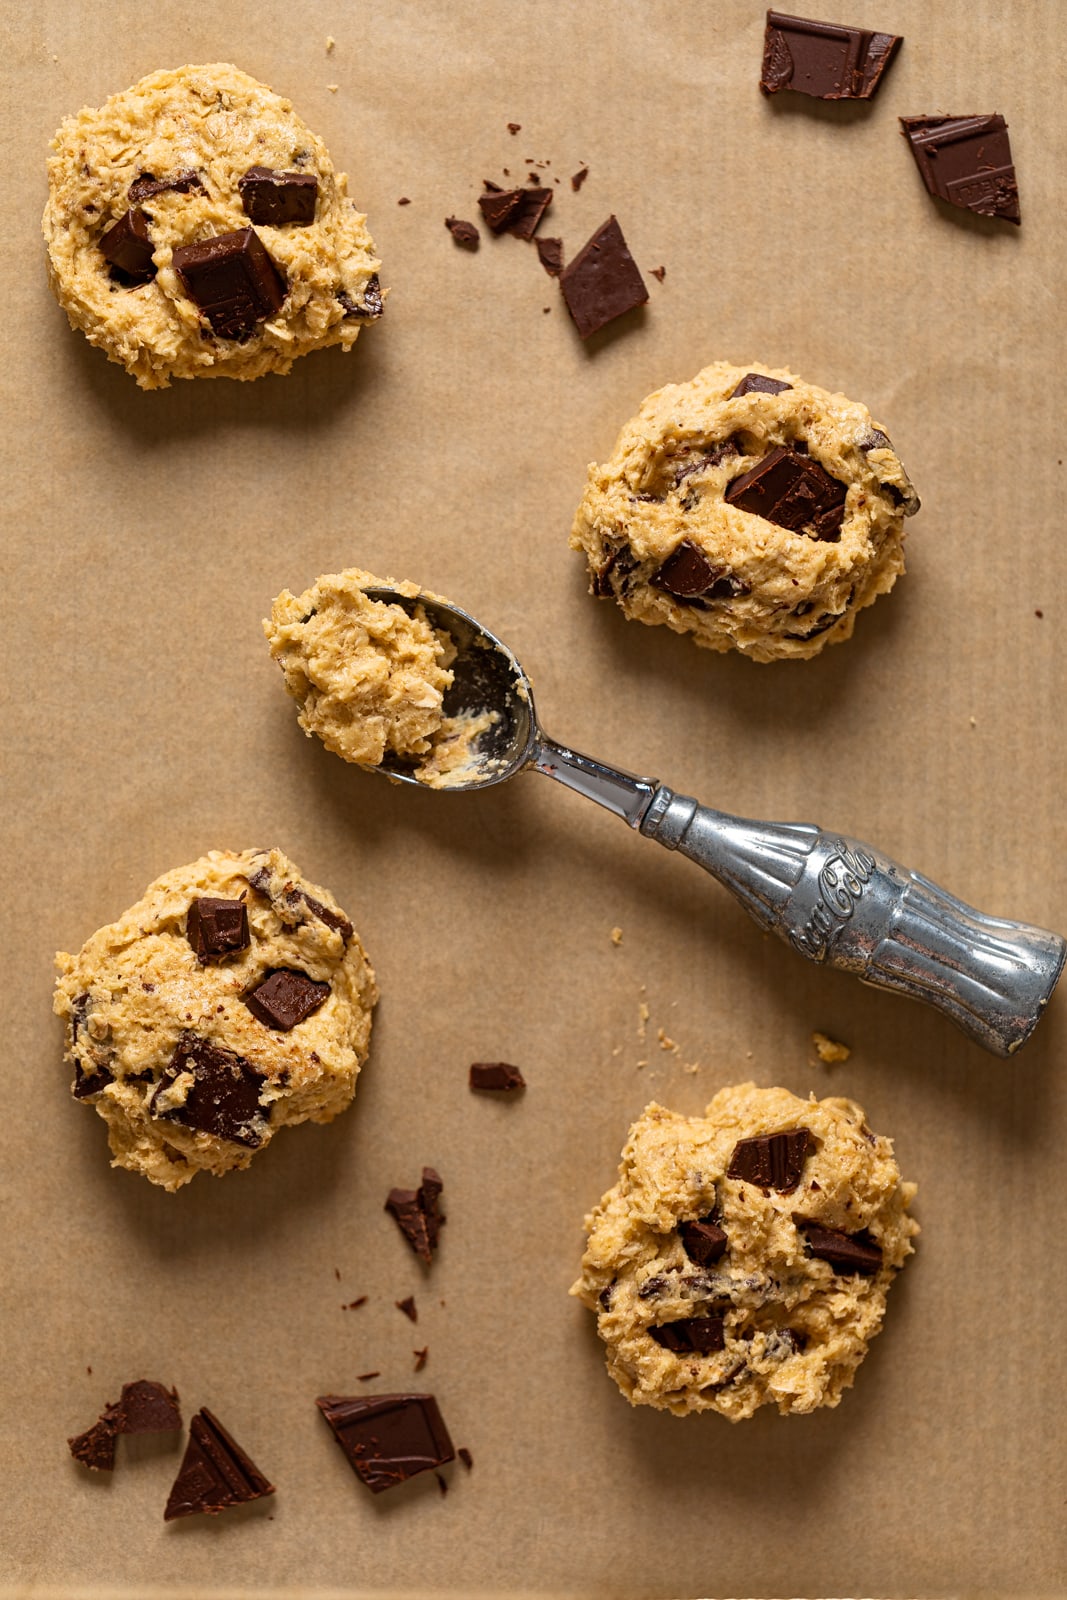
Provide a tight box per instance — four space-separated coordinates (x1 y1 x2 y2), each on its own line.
243 969 330 1030
469 1061 526 1091
900 114 1020 224
795 1217 884 1274
172 228 286 339
187 897 249 961
728 1128 813 1192
151 1033 266 1147
128 170 205 202
315 1392 455 1494
164 1407 275 1520
761 10 902 101
649 1315 725 1355
445 216 480 248
559 216 648 339
239 165 318 225
680 1217 728 1267
729 372 792 398
725 446 846 542
99 208 156 283
386 1168 445 1263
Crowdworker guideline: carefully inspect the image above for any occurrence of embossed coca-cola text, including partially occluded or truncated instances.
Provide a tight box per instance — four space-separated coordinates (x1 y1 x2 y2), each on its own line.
790 842 875 960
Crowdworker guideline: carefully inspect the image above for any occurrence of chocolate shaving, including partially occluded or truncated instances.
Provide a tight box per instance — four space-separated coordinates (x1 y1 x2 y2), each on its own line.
386 1169 445 1263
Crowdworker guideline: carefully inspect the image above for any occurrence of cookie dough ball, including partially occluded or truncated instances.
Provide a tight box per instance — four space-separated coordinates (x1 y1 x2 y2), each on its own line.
265 568 494 788
570 361 919 662
54 848 377 1190
43 64 382 389
571 1083 917 1419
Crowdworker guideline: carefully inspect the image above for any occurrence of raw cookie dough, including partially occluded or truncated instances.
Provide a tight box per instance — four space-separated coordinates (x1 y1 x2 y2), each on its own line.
54 848 377 1190
265 568 495 788
43 63 382 388
570 361 919 662
571 1083 917 1419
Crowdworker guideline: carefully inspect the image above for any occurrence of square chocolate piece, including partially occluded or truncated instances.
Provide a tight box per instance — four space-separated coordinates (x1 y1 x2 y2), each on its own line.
172 228 286 340
239 165 318 226
187 897 249 961
316 1393 455 1494
150 1032 266 1147
99 208 156 283
243 969 330 1030
761 10 902 101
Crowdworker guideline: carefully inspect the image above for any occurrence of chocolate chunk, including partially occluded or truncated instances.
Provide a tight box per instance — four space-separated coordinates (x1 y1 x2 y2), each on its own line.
651 541 720 598
477 186 523 231
68 1417 118 1471
172 228 286 340
680 1218 728 1267
337 273 384 319
116 1380 181 1434
507 122 521 134
164 1407 275 1520
649 1315 725 1355
761 10 902 101
571 167 589 191
794 1217 884 1274
187 897 250 961
396 1296 418 1322
285 888 353 941
150 1033 266 1147
725 446 846 542
637 1276 669 1301
315 1393 455 1494
72 1059 113 1100
559 216 649 340
445 216 480 249
860 428 893 452
730 372 793 398
728 1128 813 1192
900 114 1020 224
535 236 564 276
478 184 553 239
386 1168 445 1263
128 170 205 203
592 541 638 597
99 208 156 283
469 1061 526 1092
243 969 330 1031
239 165 318 225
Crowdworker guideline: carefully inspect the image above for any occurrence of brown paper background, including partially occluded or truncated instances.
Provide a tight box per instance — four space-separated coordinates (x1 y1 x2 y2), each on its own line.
1 2 1064 1596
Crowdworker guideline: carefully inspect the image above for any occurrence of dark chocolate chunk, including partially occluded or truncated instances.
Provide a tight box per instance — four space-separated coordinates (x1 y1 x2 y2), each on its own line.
150 1033 266 1147
900 114 1020 224
172 228 286 340
128 170 205 203
284 887 353 941
386 1168 445 1263
315 1393 455 1494
478 184 553 239
164 1407 275 1520
68 1417 118 1471
592 541 638 598
860 428 893 452
239 165 318 225
445 215 480 248
507 121 521 134
72 1060 113 1100
728 1128 813 1192
116 1380 181 1434
477 186 522 231
337 273 384 319
99 208 156 283
650 541 720 598
559 216 648 340
725 446 846 542
571 167 589 191
649 1315 725 1355
794 1217 884 1274
186 897 249 961
469 1061 526 1092
243 969 330 1031
396 1296 418 1323
680 1218 728 1267
637 1276 669 1301
535 236 564 276
729 371 793 398
761 10 902 101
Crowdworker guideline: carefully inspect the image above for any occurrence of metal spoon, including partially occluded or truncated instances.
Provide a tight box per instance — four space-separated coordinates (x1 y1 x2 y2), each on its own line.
364 587 1065 1057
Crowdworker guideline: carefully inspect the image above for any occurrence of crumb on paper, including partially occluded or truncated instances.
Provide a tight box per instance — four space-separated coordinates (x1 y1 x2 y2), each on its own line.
327 83 339 93
610 926 623 946
637 995 649 1042
657 1028 679 1054
507 121 521 134
636 1059 648 1069
326 35 335 52
650 265 666 282
611 1045 622 1057
969 716 976 728
682 1060 699 1075
812 1031 851 1065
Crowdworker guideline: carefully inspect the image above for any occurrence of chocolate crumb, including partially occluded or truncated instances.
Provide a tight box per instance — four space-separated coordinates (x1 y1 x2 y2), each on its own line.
445 215 479 249
650 265 666 282
469 1061 526 1092
435 1472 448 1495
458 1446 473 1470
414 1347 429 1371
507 122 521 134
343 1297 368 1310
535 236 564 276
398 197 411 205
397 1296 418 1322
386 1170 445 1263
357 1372 381 1382
571 166 589 191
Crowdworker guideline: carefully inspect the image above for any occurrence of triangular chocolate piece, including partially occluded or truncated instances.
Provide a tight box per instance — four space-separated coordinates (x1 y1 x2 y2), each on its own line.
163 1407 275 1520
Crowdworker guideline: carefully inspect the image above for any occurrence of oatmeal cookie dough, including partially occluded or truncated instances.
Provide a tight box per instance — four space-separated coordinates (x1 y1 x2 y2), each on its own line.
571 361 919 662
43 64 382 389
571 1083 917 1419
54 848 377 1190
265 568 494 788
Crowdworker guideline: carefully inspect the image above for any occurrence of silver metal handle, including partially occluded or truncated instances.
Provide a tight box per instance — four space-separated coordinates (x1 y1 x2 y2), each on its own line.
638 788 1065 1058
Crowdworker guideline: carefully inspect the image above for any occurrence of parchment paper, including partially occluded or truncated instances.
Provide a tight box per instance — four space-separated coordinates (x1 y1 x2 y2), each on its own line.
1 2 1064 1596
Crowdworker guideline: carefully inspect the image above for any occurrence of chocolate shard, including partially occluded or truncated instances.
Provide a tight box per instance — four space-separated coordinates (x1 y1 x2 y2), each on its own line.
172 228 286 340
725 446 846 542
445 215 480 249
571 167 589 191
761 10 902 101
480 185 553 240
164 1407 275 1520
795 1216 884 1274
900 114 1020 224
729 371 793 398
559 216 649 340
680 1217 729 1267
396 1296 418 1322
478 186 523 231
239 165 318 225
649 1314 725 1355
458 1445 473 1470
187 896 250 961
385 1168 445 1263
285 887 353 941
535 236 564 276
128 169 205 203
728 1128 813 1192
315 1393 455 1495
99 207 156 283
337 273 383 319
150 1032 266 1148
72 1059 114 1100
469 1061 526 1092
68 1416 118 1471
244 969 330 1031
117 1380 181 1434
